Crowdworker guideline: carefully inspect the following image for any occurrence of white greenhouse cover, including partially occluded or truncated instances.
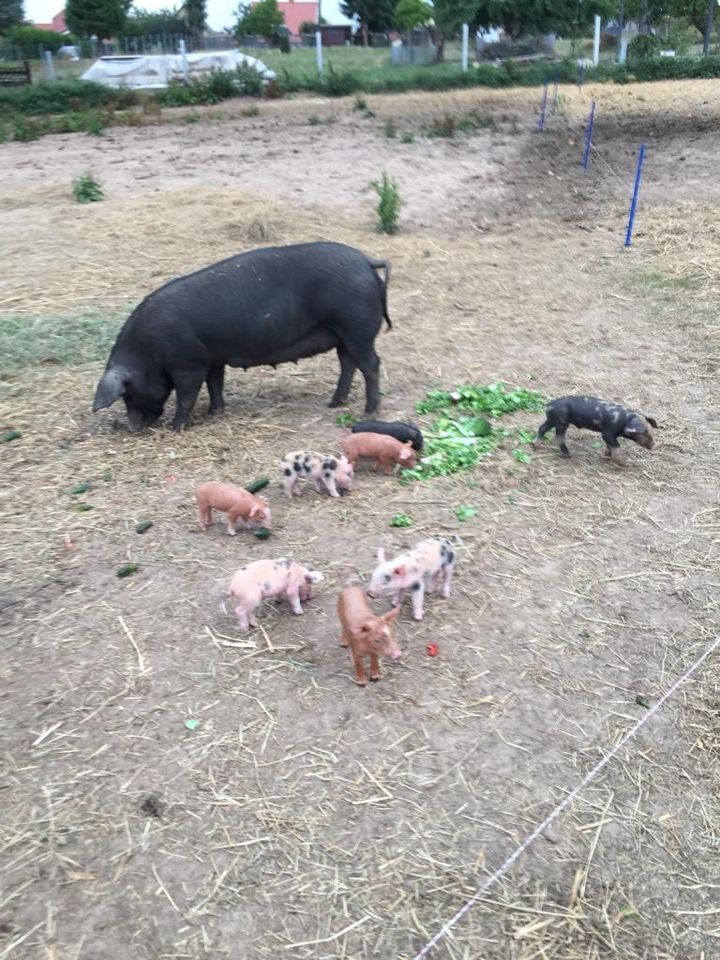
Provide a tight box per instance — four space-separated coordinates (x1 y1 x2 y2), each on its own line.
81 50 275 90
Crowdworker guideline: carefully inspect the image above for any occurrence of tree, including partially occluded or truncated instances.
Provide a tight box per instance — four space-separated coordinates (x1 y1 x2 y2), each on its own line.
340 0 396 45
124 7 193 37
0 0 23 32
234 0 284 40
181 0 206 42
66 0 132 39
5 24 70 52
474 0 615 41
395 0 432 31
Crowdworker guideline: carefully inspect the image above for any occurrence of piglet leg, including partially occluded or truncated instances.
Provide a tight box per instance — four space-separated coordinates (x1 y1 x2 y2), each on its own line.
392 589 404 607
369 653 381 682
411 584 426 621
234 605 251 632
351 651 368 686
323 476 340 498
286 587 304 615
441 565 453 599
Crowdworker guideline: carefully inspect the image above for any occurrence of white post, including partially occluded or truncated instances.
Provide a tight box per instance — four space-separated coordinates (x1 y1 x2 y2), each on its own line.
461 23 469 71
315 30 323 80
619 36 628 64
179 37 189 82
592 15 601 66
44 49 56 80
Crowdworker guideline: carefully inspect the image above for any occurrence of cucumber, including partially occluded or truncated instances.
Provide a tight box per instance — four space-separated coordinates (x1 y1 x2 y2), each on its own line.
1 430 22 443
76 503 94 512
71 482 92 495
117 563 139 578
135 520 153 534
246 476 270 495
253 527 271 540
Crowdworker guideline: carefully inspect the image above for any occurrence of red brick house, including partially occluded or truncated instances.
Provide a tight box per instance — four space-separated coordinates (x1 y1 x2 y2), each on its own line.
33 9 68 32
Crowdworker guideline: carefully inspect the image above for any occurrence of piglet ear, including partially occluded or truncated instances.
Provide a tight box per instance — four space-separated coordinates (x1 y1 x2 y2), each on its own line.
645 416 660 429
351 622 372 639
306 571 324 584
399 448 411 460
383 607 399 623
393 564 407 577
625 416 646 435
377 547 386 563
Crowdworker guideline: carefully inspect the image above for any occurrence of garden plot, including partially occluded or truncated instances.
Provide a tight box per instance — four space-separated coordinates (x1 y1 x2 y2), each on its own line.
1 80 719 960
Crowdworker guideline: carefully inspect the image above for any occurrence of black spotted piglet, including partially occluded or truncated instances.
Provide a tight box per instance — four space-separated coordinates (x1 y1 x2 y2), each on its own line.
367 538 455 621
280 450 354 498
533 395 660 465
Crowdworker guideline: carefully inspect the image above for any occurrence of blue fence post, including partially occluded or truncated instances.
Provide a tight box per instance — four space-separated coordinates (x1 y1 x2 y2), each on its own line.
581 99 596 170
624 144 646 248
537 80 549 132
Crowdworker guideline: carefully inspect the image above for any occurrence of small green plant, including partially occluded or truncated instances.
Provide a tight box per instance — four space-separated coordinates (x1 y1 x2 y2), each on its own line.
455 506 477 522
0 119 7 143
401 131 414 143
73 174 103 204
335 411 354 427
364 108 376 118
390 513 413 528
242 105 260 117
12 116 39 142
308 114 322 125
370 171 401 235
383 119 397 138
186 111 200 123
426 114 456 138
83 111 106 136
354 95 367 111
512 449 531 463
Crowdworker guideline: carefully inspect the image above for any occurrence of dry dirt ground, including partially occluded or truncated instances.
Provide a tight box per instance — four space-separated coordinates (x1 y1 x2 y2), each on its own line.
1 81 719 960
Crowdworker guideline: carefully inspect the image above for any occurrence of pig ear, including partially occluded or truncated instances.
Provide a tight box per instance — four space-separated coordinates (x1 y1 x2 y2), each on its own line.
383 607 399 623
393 564 407 577
351 622 373 639
399 448 412 460
306 571 324 584
625 416 647 435
376 547 386 563
93 367 128 412
645 416 660 429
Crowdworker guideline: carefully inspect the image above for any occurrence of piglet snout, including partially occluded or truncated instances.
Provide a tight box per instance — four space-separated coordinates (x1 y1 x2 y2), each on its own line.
389 649 402 661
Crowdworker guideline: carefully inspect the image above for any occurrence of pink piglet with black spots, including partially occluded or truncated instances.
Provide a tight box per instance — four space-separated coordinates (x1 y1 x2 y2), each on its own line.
367 537 455 621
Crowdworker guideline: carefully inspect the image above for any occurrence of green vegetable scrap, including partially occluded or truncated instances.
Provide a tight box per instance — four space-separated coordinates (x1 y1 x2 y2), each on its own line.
390 513 413 527
76 503 94 512
455 505 477 521
1 430 22 442
335 411 354 427
403 383 546 481
253 527 271 540
71 482 92 494
117 563 139 578
184 719 200 731
135 520 154 534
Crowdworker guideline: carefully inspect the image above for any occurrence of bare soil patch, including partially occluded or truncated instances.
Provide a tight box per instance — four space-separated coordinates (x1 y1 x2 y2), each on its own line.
1 80 719 960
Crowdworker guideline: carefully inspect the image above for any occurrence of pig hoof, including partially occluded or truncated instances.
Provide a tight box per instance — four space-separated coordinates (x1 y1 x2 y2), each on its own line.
369 675 380 682
354 679 367 687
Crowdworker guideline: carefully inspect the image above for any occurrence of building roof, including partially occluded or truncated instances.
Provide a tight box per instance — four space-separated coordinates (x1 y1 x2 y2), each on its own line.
33 10 68 33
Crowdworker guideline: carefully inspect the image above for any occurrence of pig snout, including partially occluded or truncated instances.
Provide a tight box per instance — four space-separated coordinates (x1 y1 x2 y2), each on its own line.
388 648 402 661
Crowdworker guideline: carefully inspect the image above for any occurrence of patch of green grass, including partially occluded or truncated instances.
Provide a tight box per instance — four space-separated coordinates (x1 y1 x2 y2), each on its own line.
0 313 123 372
390 512 413 527
400 130 414 143
72 174 103 203
353 95 367 111
623 268 703 293
403 383 546 481
383 118 397 138
335 411 354 427
242 105 260 117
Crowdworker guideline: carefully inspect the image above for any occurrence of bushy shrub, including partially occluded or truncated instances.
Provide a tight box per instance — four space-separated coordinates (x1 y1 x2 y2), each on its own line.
628 34 663 63
322 63 360 96
4 25 71 56
0 79 113 116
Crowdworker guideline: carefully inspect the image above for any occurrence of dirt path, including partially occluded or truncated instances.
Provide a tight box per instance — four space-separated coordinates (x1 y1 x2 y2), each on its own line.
1 81 719 959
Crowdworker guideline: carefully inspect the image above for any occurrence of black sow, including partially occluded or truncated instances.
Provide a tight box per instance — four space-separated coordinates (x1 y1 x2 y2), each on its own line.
93 242 391 431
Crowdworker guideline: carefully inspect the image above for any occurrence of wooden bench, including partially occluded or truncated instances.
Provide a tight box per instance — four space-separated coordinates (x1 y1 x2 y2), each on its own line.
0 61 32 86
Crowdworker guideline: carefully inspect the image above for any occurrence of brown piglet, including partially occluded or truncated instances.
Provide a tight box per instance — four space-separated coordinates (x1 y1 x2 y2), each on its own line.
196 481 271 536
341 432 417 474
338 586 400 686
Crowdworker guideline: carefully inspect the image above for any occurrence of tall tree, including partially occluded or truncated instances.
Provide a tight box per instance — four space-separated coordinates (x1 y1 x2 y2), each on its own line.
474 0 615 40
234 0 283 40
181 0 206 43
0 0 24 33
66 0 132 39
340 0 396 45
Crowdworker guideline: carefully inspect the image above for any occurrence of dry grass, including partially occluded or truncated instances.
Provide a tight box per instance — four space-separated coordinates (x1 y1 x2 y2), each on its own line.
1 82 720 960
